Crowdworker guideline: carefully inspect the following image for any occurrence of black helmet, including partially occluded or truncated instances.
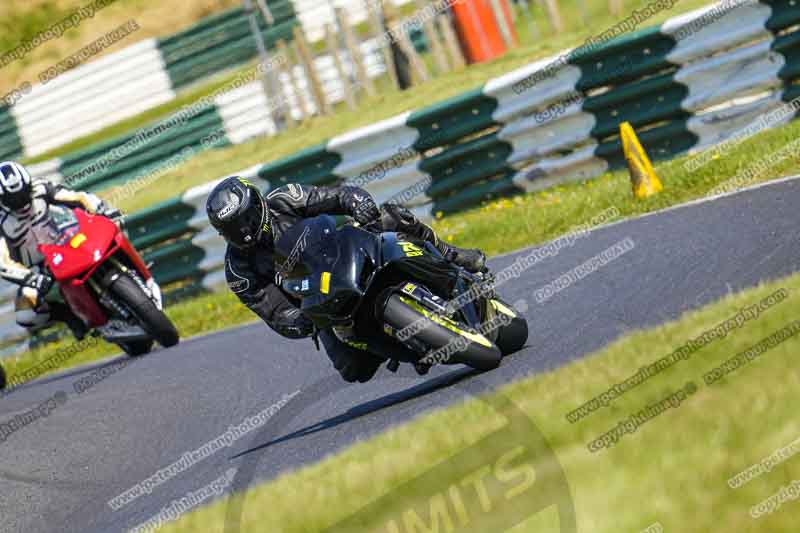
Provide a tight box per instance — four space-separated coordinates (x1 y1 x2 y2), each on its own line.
206 177 270 249
0 161 33 211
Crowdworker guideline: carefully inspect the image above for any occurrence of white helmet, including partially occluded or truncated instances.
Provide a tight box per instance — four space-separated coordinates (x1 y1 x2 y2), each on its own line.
0 161 33 211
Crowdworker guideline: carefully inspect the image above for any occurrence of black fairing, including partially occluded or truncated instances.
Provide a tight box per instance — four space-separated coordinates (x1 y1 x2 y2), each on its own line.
275 215 464 345
376 232 458 296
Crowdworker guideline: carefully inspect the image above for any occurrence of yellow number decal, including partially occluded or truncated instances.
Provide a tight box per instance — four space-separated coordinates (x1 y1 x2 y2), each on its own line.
399 241 424 257
70 234 87 249
320 272 331 294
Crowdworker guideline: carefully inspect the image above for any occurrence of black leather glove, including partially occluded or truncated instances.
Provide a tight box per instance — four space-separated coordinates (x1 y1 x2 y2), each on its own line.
23 272 54 294
343 188 381 228
272 307 314 339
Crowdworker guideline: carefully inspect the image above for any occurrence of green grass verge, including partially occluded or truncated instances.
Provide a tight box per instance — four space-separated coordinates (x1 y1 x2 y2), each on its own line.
159 272 800 533
434 113 800 257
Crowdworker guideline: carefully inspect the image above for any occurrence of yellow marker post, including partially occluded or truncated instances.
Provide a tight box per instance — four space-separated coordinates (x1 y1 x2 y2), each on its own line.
620 121 663 198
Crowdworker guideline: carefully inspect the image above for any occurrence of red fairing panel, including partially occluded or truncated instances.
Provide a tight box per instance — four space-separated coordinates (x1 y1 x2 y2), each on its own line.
114 232 152 281
39 209 119 282
36 208 153 327
61 280 108 327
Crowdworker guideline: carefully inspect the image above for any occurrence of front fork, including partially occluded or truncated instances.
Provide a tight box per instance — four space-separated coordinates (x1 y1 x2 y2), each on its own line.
88 257 163 321
105 256 163 310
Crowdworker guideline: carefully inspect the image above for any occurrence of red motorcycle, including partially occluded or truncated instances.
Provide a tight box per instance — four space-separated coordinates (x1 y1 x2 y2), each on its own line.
37 207 179 356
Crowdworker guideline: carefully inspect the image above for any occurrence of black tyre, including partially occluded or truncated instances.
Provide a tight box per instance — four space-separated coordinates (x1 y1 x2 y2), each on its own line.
119 339 155 357
0 362 6 390
489 299 529 355
109 274 179 348
382 294 501 371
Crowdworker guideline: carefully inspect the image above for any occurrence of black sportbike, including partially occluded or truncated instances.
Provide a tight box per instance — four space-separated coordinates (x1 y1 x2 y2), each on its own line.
275 215 528 373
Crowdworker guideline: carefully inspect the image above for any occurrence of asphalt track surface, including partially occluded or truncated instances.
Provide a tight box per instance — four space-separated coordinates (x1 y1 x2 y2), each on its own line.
1 177 799 533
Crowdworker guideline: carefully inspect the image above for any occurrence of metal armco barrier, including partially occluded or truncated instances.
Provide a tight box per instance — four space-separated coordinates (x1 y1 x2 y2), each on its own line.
23 41 391 193
0 0 422 164
0 1 297 161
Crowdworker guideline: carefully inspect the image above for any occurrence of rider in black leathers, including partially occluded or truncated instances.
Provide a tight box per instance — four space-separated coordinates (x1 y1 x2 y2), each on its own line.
207 177 486 383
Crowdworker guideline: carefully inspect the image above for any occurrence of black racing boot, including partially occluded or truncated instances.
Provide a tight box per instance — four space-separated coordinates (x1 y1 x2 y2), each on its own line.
379 205 487 273
437 242 487 273
379 204 487 272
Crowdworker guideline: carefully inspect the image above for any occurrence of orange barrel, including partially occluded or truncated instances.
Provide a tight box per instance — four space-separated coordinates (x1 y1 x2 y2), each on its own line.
450 0 517 63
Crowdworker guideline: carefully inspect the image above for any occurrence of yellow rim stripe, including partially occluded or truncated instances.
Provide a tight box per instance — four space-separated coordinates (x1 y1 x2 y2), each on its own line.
490 299 517 318
400 296 493 348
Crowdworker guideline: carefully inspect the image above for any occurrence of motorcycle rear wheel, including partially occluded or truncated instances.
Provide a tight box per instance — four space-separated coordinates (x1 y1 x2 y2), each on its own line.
382 294 501 371
109 274 179 349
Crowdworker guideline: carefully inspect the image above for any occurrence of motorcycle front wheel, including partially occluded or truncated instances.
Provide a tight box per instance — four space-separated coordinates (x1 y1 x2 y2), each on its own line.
382 293 501 371
119 339 155 357
109 274 179 349
487 299 529 355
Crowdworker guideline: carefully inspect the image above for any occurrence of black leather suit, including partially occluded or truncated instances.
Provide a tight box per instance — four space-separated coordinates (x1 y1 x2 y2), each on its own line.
225 183 442 382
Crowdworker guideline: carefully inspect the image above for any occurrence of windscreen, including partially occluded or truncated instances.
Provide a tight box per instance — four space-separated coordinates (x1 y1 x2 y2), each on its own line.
275 215 340 282
31 205 79 247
